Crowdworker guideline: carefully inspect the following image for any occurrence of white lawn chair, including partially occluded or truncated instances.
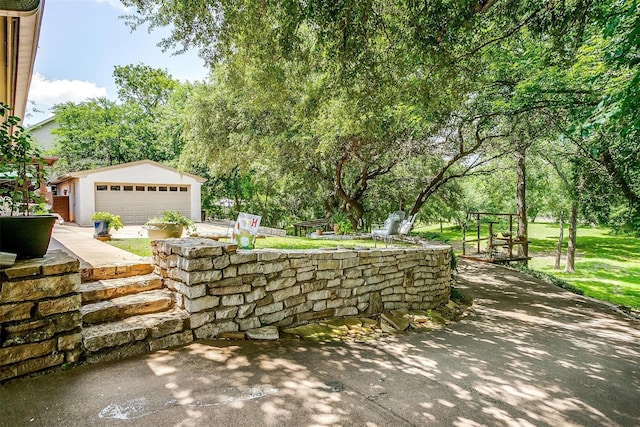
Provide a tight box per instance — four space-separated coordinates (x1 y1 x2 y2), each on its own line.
372 211 404 247
398 214 417 236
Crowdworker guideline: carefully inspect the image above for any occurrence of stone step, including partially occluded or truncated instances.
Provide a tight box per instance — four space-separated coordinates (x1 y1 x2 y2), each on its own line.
81 289 174 325
83 308 191 355
81 263 154 283
80 273 163 304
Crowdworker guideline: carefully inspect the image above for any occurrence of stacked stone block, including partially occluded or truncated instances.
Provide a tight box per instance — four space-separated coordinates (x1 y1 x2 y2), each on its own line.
0 252 81 382
152 238 451 338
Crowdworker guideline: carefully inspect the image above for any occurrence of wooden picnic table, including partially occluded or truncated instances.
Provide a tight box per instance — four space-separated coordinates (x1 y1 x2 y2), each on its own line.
293 218 330 236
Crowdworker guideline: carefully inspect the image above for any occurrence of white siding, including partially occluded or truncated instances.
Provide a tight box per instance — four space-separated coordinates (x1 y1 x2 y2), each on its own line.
95 183 191 224
68 161 204 226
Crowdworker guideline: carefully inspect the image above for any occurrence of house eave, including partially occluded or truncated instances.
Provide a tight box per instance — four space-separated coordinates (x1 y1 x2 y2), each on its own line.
0 0 44 121
50 160 207 184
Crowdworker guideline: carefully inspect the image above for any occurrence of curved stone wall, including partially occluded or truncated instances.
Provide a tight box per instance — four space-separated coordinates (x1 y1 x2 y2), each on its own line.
152 239 452 339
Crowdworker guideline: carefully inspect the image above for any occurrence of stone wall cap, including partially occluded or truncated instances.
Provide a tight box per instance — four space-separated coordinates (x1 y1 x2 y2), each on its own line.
420 243 451 250
154 238 235 258
1 251 79 279
162 238 229 250
248 246 450 254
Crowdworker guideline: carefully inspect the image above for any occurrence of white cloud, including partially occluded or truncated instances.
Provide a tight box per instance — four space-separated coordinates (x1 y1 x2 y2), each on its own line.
94 0 130 12
28 73 109 110
24 73 109 125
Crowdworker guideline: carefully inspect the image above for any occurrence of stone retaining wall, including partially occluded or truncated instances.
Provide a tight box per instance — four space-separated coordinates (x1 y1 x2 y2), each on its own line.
0 252 82 382
153 239 451 339
0 240 451 382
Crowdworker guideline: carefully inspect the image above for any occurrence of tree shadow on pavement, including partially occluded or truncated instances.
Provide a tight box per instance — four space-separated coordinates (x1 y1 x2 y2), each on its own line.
1 260 638 426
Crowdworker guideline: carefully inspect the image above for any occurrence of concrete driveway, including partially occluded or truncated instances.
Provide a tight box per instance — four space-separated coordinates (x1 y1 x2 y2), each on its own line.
1 260 638 426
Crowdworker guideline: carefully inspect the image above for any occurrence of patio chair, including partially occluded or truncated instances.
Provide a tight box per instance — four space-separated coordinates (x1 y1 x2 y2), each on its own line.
372 211 405 247
398 214 417 235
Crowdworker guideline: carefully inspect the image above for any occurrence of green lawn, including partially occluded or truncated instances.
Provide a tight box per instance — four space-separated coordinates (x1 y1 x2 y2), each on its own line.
528 224 640 310
106 234 411 257
106 238 154 257
251 236 413 250
108 222 640 310
415 222 640 310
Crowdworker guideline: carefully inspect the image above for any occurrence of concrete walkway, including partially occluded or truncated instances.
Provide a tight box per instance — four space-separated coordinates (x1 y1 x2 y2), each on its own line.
1 260 638 426
49 224 147 268
49 222 231 268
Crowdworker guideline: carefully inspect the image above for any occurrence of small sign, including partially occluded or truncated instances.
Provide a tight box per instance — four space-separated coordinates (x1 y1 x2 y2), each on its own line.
233 212 262 249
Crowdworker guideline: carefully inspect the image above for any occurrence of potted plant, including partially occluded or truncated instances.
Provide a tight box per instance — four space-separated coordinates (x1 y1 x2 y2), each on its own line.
90 211 124 239
0 103 57 259
145 210 196 240
331 211 348 234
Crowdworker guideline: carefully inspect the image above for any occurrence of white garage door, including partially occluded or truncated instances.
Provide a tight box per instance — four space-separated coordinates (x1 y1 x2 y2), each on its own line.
95 183 191 224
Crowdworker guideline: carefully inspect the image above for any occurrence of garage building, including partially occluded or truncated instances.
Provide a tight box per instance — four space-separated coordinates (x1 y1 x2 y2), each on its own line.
50 160 206 226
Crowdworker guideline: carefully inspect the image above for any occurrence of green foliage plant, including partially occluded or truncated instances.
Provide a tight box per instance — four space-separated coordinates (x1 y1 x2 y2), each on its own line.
450 251 458 280
0 103 46 216
90 211 124 231
337 220 353 235
331 211 348 225
608 205 640 236
146 210 196 234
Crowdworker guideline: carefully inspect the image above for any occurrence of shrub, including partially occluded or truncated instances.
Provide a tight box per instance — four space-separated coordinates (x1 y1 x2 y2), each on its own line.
90 211 124 231
146 210 196 234
0 103 46 216
337 220 353 234
331 211 348 224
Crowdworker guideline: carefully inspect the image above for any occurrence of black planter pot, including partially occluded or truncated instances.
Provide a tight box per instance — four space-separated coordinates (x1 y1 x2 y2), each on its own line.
0 215 57 259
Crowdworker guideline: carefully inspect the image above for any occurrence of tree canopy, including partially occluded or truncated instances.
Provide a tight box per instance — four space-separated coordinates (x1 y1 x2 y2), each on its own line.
46 0 640 232
50 64 184 174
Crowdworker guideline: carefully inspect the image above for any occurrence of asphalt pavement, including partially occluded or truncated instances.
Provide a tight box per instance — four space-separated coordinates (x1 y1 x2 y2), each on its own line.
1 260 638 426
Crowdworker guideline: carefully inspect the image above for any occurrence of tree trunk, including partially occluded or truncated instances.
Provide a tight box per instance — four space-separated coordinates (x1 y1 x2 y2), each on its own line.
554 213 564 269
334 154 365 228
516 146 528 263
565 201 577 273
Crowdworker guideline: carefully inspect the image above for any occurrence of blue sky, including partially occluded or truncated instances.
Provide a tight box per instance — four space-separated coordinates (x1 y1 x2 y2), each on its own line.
25 0 210 126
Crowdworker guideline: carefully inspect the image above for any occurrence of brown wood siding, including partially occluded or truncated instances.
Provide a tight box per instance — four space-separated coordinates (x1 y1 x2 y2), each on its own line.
52 195 69 222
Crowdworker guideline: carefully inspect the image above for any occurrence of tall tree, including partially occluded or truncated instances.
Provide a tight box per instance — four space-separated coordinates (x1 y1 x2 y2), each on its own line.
51 65 185 174
51 98 143 172
113 64 179 115
537 140 577 271
124 0 624 227
565 0 640 229
515 139 528 260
